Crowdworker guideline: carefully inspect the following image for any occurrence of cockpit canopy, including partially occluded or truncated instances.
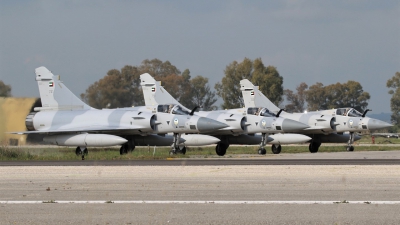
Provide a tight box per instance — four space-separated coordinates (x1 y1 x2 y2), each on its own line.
336 108 363 117
157 104 190 115
247 107 276 117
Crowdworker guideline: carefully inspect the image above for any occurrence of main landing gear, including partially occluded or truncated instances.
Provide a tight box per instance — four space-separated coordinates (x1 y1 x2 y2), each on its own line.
215 142 229 156
75 146 88 160
169 133 187 156
271 144 282 154
346 132 355 152
120 139 135 155
309 141 321 153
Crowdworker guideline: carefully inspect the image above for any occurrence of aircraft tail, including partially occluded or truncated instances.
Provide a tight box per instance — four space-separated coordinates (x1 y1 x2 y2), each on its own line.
240 79 281 114
34 66 92 111
140 73 189 110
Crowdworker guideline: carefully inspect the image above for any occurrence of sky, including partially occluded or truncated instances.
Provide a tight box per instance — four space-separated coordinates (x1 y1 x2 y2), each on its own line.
1 0 399 113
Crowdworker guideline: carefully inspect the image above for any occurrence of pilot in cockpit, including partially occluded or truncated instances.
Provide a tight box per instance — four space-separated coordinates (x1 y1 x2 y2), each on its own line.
168 104 174 113
255 107 262 116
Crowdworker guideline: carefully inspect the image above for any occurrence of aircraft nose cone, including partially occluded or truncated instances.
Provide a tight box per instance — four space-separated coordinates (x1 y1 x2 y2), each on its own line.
368 119 393 130
197 117 228 132
281 119 310 132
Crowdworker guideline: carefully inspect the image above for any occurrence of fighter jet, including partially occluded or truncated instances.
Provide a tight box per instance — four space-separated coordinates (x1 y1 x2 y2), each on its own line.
140 73 311 156
240 79 393 152
12 67 227 159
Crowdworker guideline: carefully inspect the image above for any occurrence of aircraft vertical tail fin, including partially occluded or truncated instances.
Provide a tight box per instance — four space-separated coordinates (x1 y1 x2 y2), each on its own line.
35 66 92 110
240 79 281 114
140 73 187 109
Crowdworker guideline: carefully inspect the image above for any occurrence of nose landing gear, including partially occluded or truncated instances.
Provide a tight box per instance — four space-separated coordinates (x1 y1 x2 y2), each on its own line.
346 132 355 152
258 133 268 155
169 133 187 155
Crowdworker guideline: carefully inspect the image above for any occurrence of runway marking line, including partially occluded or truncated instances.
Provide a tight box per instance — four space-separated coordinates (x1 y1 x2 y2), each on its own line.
1 201 400 205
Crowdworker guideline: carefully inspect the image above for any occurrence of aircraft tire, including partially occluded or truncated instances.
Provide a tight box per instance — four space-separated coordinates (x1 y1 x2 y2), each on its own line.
271 145 281 154
128 140 135 152
180 146 187 155
309 142 320 153
75 147 81 156
120 146 126 155
258 148 267 155
346 146 354 152
216 143 228 156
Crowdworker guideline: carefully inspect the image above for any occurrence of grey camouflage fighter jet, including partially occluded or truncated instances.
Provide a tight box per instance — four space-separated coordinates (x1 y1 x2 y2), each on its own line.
240 79 393 153
12 67 227 159
140 73 312 156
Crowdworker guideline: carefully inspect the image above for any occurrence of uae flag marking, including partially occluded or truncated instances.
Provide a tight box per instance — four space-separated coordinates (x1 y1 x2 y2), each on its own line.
49 82 54 87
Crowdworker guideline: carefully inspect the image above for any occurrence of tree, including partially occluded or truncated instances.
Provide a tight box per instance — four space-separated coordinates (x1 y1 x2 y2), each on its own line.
170 69 193 108
305 82 329 111
251 60 284 106
215 58 253 109
305 81 370 111
82 59 182 109
284 82 308 113
387 72 400 124
81 66 140 109
0 80 12 97
191 76 217 110
339 81 370 111
215 58 283 109
82 59 216 110
139 59 181 78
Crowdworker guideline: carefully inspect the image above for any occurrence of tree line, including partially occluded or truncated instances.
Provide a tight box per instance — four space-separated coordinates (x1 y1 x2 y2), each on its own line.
80 57 374 113
1 58 399 127
214 57 371 113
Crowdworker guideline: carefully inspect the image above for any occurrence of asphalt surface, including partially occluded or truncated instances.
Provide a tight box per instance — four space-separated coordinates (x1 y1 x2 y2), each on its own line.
1 150 400 166
1 150 400 224
1 158 400 166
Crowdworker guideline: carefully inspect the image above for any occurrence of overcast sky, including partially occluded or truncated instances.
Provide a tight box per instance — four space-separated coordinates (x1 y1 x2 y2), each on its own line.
1 0 399 113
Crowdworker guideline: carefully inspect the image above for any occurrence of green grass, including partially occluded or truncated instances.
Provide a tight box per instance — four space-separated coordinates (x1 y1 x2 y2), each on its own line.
1 136 400 161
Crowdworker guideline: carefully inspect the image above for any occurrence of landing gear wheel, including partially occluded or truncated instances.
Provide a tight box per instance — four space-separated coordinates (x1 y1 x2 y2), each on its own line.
258 148 267 155
309 142 321 153
75 147 81 156
216 143 228 156
126 140 135 153
179 146 187 155
346 146 354 152
120 145 127 155
271 145 281 154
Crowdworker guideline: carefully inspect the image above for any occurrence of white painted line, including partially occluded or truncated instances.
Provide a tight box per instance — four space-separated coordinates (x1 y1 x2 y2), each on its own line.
1 200 400 204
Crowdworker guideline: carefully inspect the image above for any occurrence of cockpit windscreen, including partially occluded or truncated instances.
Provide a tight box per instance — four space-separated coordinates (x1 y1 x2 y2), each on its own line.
247 107 276 117
157 104 190 115
336 108 363 117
